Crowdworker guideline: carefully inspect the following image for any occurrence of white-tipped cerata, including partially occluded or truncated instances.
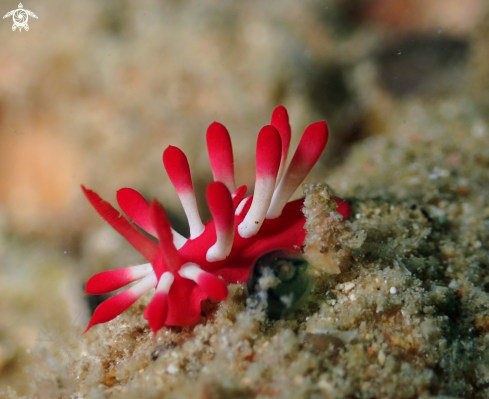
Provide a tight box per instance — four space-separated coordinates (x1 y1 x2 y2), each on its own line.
179 263 227 301
128 263 153 280
84 262 154 296
171 231 187 250
266 121 329 219
238 125 282 238
178 263 203 281
144 271 174 334
163 146 205 239
137 271 158 293
84 271 158 334
235 196 251 216
206 182 235 262
155 271 174 294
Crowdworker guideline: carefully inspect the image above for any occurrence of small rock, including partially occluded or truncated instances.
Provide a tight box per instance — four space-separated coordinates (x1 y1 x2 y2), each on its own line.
303 333 346 354
378 349 386 366
167 364 179 374
343 282 355 293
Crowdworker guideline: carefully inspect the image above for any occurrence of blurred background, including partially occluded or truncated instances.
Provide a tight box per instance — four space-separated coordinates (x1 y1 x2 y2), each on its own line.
0 0 487 394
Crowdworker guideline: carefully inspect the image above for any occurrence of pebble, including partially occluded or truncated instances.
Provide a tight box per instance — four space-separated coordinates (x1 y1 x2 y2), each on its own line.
390 287 397 295
167 364 179 374
378 349 386 366
343 282 355 293
303 333 346 354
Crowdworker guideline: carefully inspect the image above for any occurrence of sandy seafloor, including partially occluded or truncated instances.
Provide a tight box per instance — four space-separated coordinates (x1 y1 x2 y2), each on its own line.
0 1 489 398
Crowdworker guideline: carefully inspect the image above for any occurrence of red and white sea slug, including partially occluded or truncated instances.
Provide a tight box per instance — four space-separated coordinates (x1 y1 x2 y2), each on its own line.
82 106 351 335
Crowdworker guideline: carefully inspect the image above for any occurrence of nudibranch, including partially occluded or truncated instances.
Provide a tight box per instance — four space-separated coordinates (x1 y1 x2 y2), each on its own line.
82 106 351 335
